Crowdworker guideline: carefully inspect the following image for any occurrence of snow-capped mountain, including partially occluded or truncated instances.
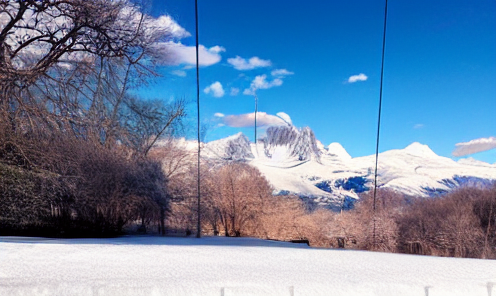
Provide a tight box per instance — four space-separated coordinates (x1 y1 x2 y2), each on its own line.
202 132 254 161
326 142 352 160
202 126 496 209
260 126 321 162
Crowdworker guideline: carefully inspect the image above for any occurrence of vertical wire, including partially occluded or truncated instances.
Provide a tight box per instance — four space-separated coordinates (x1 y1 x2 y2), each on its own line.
195 0 201 238
373 0 389 248
254 92 258 144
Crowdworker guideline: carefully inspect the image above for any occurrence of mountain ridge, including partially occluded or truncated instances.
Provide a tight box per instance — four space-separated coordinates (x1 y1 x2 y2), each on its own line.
199 127 496 209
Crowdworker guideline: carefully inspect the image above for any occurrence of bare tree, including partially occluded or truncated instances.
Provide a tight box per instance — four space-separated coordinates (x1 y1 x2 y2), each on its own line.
473 185 496 258
344 189 407 252
0 0 169 86
397 188 485 258
0 0 186 236
192 162 271 237
195 161 335 246
148 139 197 235
0 0 185 154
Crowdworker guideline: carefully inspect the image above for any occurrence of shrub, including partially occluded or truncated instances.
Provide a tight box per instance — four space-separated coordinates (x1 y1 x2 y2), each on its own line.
397 188 485 258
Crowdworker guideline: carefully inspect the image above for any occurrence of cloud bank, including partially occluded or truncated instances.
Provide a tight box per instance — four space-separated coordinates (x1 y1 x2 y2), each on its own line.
143 12 224 67
156 43 225 67
452 137 496 157
223 112 292 128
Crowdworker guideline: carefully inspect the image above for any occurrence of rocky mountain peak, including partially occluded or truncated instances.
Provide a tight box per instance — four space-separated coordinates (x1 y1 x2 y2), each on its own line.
261 126 321 161
204 132 254 160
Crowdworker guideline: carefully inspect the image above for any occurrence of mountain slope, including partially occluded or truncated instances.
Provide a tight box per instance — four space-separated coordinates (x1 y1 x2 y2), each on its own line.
202 127 496 208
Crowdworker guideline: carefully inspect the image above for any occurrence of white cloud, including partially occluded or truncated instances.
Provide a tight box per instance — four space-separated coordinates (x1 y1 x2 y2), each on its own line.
276 112 292 125
214 113 225 118
452 137 496 157
171 70 186 77
271 69 294 77
230 87 240 96
348 73 368 83
148 14 191 39
153 42 224 67
413 124 424 129
208 46 226 54
116 5 191 40
223 112 291 128
204 82 225 98
243 75 283 95
272 78 283 86
227 56 271 70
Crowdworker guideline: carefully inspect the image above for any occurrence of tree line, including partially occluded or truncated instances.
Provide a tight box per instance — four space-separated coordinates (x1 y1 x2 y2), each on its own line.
161 147 496 259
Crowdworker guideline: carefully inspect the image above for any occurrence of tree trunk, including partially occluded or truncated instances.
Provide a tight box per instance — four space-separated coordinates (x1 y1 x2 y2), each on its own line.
160 206 166 236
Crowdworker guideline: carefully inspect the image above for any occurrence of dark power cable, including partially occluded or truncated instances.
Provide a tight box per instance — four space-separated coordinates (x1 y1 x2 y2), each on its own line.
373 0 389 249
254 92 258 144
195 0 201 238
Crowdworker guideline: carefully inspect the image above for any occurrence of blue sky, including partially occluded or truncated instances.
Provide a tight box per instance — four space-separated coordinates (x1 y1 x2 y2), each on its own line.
138 0 496 163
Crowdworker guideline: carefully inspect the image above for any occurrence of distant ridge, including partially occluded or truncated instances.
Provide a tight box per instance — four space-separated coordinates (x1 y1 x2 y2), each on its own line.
201 127 496 209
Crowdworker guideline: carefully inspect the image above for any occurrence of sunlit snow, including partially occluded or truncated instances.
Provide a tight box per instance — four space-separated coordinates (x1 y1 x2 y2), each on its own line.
1 236 495 296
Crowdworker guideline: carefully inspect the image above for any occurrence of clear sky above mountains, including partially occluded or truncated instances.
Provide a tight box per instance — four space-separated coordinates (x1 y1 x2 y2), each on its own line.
137 0 496 164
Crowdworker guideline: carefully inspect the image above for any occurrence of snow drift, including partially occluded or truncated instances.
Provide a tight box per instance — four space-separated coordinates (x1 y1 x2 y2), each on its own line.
1 236 495 296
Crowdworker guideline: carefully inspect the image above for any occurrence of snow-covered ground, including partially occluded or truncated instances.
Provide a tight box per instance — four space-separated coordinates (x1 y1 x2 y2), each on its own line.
1 236 495 296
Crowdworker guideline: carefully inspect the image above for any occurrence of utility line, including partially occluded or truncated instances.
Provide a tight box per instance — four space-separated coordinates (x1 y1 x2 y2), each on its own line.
195 0 201 238
254 92 258 144
373 0 389 249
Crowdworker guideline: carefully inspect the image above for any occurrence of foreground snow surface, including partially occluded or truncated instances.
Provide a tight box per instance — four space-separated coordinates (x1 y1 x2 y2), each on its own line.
1 236 495 296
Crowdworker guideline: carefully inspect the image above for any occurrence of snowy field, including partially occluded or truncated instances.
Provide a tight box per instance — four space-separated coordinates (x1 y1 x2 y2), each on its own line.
1 236 495 296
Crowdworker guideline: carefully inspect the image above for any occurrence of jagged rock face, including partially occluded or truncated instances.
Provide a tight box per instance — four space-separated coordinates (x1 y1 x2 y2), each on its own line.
199 127 496 209
203 132 254 161
261 126 321 161
225 133 254 160
422 175 495 196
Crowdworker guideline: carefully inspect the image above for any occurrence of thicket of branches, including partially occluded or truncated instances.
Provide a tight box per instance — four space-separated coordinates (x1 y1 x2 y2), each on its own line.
0 0 185 236
327 186 496 259
162 147 496 258
163 159 336 247
396 187 495 258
